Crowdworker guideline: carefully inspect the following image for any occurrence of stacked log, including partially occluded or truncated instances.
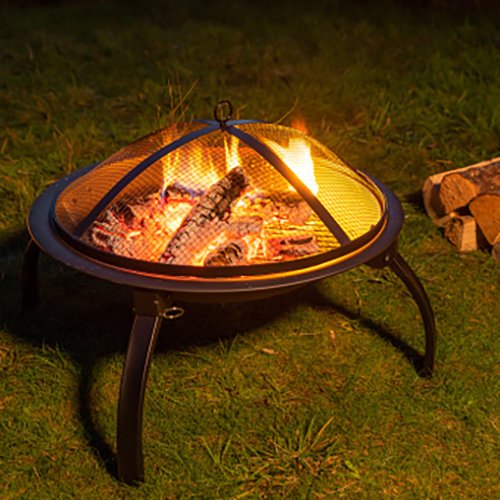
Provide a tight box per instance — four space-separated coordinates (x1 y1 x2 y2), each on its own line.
422 158 500 261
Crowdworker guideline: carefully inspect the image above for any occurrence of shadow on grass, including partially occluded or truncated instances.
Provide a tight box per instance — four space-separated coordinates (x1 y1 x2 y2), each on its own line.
1 229 426 480
404 189 427 213
302 286 425 373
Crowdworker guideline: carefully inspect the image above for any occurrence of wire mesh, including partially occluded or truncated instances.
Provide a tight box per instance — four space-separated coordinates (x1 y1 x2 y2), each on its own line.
55 120 385 268
237 123 384 241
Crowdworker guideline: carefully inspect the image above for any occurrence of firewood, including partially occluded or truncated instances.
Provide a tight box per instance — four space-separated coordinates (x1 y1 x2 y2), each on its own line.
439 160 500 213
269 192 312 224
87 191 195 259
422 157 500 224
226 216 263 237
90 209 130 253
468 192 500 245
160 167 248 264
204 240 247 266
234 192 312 225
443 215 479 252
163 181 204 200
267 233 318 258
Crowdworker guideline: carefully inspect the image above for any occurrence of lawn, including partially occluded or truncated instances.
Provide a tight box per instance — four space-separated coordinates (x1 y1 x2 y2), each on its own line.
1 0 499 497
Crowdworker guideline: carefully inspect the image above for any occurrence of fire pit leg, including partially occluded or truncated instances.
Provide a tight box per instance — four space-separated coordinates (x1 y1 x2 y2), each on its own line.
388 252 436 377
117 293 164 484
22 238 40 308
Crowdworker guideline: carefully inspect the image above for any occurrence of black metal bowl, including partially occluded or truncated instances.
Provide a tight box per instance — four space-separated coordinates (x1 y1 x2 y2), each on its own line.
28 163 403 301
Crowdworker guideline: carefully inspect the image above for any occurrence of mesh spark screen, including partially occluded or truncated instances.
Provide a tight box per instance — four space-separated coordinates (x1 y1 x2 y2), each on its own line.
55 120 385 268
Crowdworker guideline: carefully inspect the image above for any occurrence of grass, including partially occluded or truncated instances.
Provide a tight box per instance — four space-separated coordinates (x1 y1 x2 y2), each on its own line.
1 0 499 497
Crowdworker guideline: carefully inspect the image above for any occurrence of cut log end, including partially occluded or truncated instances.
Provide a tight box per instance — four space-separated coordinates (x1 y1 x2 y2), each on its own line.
423 158 500 258
443 215 479 252
468 192 500 245
439 174 478 213
422 157 500 223
439 161 500 213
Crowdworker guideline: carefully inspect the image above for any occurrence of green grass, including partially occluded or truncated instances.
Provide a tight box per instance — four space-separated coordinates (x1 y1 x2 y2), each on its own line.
1 0 499 497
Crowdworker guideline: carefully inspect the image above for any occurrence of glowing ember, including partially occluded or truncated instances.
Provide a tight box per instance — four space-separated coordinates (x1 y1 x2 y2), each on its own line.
88 124 325 266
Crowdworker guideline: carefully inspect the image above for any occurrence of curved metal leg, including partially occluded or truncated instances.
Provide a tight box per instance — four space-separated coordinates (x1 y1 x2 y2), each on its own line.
22 238 40 309
388 252 436 377
117 312 163 484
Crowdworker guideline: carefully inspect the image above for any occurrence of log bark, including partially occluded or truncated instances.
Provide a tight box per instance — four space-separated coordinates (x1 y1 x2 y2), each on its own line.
238 192 312 225
439 160 500 213
443 215 479 252
204 240 247 266
468 192 500 245
422 157 500 224
226 216 263 237
267 233 318 258
160 167 248 264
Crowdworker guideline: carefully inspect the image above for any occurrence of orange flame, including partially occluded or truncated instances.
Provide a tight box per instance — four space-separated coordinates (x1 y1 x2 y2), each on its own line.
224 135 240 170
161 134 242 203
291 117 308 134
263 136 318 195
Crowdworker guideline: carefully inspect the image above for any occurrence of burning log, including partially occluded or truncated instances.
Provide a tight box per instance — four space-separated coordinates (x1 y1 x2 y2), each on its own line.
204 240 247 266
160 167 248 264
87 176 321 266
268 192 313 225
241 192 312 225
226 216 263 237
267 233 318 258
87 193 195 261
163 181 204 201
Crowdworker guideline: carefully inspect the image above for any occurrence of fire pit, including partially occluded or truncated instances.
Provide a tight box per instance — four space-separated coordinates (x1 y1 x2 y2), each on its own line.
23 101 436 484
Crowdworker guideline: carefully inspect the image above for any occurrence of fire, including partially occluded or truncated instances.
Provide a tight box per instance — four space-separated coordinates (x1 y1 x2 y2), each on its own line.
224 135 240 170
291 117 308 134
162 134 242 203
91 126 322 267
263 135 319 195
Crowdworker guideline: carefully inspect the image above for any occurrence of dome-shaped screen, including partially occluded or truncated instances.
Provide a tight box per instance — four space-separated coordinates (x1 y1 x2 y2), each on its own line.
54 117 386 274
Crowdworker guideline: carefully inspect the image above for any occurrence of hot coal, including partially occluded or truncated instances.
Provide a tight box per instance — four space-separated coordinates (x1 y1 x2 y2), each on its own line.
87 170 322 265
204 240 247 266
225 216 263 237
268 233 319 257
233 191 312 225
160 166 248 265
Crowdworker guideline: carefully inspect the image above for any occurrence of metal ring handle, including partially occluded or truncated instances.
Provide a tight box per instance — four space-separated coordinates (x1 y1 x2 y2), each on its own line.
161 306 185 320
214 100 233 128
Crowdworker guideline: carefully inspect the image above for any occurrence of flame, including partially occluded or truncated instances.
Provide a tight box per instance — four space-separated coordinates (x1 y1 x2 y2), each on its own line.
224 135 240 170
161 134 242 204
189 144 219 189
291 117 308 134
263 136 318 195
160 129 176 203
94 124 327 267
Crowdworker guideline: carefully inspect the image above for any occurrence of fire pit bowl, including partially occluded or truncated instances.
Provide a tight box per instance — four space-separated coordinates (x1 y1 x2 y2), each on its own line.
23 101 436 484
